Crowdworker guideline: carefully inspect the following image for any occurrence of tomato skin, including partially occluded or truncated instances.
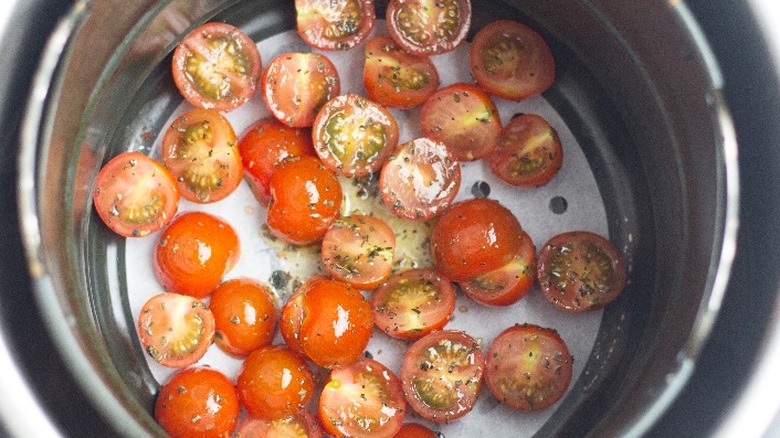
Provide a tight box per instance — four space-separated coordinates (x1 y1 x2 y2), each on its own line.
93 151 179 237
235 409 323 437
537 231 628 312
489 114 563 188
210 278 278 357
153 211 240 298
295 0 376 51
484 324 573 411
470 20 555 101
155 367 240 438
395 423 438 438
172 22 262 112
386 0 472 56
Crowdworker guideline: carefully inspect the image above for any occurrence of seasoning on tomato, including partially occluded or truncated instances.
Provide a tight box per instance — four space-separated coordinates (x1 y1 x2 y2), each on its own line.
363 36 440 109
386 0 472 56
470 20 556 101
313 93 400 178
161 108 242 203
485 324 573 411
93 151 179 238
262 52 341 128
419 83 501 162
537 231 628 312
171 22 262 112
295 0 376 51
235 409 323 437
489 113 563 188
210 278 279 357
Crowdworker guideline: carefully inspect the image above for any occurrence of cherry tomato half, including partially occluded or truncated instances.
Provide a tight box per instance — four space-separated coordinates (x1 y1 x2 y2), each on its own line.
395 423 438 438
161 108 242 203
489 113 563 188
235 409 323 438
172 22 262 112
210 278 279 357
485 324 573 411
537 231 628 312
470 20 556 101
386 0 472 56
295 0 376 51
93 151 179 237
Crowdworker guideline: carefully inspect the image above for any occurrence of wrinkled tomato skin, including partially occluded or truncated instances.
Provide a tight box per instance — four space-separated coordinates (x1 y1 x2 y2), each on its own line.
210 278 279 357
395 423 438 438
295 0 376 51
489 113 563 188
386 0 472 56
235 409 323 437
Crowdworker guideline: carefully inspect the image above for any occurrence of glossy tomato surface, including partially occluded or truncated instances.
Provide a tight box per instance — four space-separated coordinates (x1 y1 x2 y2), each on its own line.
235 409 323 438
295 0 376 50
489 113 563 188
395 423 438 438
386 0 471 56
210 278 278 357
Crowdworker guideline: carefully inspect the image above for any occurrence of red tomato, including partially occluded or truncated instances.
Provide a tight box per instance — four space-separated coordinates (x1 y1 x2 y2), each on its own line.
430 198 525 282
400 330 484 423
161 108 242 203
386 0 471 56
266 155 343 245
319 357 406 438
395 423 438 438
138 292 215 368
235 409 323 437
371 269 456 340
363 36 440 109
93 151 179 237
154 211 240 298
262 52 341 128
379 137 461 221
489 114 563 188
485 324 573 411
238 117 315 205
537 231 628 312
278 277 309 355
313 93 400 177
155 367 240 438
171 22 262 112
295 0 376 51
419 83 501 162
470 20 556 101
236 345 315 420
210 278 278 357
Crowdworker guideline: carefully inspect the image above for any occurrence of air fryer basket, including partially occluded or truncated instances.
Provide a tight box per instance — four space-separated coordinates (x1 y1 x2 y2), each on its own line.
18 0 737 436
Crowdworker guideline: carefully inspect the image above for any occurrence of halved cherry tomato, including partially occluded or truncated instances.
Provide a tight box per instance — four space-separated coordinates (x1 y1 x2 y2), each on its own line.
313 93 399 177
319 357 406 438
537 231 628 312
153 211 240 298
161 108 242 203
489 113 563 188
266 155 343 245
430 198 524 282
386 0 471 56
238 117 315 205
395 423 438 438
210 278 279 357
400 330 484 423
379 137 461 221
262 52 341 128
321 214 396 289
363 36 440 109
485 324 573 411
419 83 501 162
172 22 262 112
138 292 215 368
235 409 323 438
93 151 179 237
371 269 456 340
470 20 556 101
237 345 315 420
295 0 376 51
155 367 240 438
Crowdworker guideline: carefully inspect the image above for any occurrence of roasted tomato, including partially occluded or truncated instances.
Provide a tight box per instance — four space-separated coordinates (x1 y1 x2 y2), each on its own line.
313 93 399 177
395 423 438 438
371 269 456 340
235 409 323 437
430 198 525 282
485 324 573 411
379 137 461 221
319 357 406 438
321 214 396 289
400 330 484 423
210 278 279 357
153 211 240 298
238 117 315 205
236 345 315 420
171 22 262 112
419 83 501 162
155 367 240 438
363 36 440 109
470 20 556 101
266 155 343 245
93 151 179 237
537 231 628 312
161 108 242 203
262 52 341 128
295 0 376 51
386 0 471 56
489 113 563 188
137 292 215 368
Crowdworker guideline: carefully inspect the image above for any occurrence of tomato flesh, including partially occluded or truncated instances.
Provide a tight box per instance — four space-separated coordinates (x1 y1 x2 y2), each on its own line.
295 0 376 51
386 0 472 56
210 278 278 357
395 423 438 438
490 113 563 188
236 409 323 437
